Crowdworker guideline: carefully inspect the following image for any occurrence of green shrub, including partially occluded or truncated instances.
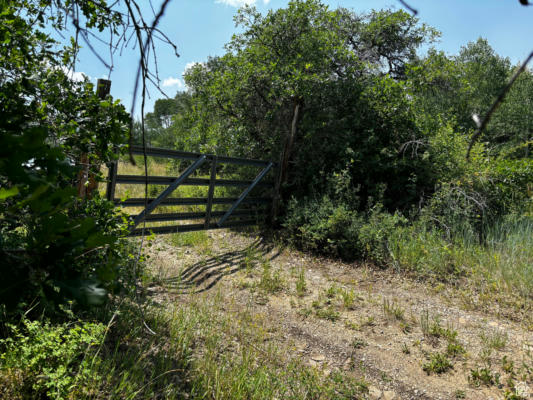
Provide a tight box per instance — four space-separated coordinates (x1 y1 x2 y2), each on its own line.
426 157 533 239
422 352 453 374
0 318 105 399
283 196 363 260
1 194 139 319
358 205 408 266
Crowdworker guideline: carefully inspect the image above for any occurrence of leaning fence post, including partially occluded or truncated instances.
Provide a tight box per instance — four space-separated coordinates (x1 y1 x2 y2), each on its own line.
106 157 118 202
77 78 112 199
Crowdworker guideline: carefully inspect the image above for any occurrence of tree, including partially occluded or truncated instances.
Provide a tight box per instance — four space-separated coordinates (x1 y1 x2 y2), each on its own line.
489 68 533 155
455 38 511 135
143 92 192 148
0 1 138 317
407 38 532 156
181 0 437 212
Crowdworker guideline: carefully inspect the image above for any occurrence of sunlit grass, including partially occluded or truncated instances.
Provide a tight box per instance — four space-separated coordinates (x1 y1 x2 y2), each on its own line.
388 216 533 300
0 291 367 399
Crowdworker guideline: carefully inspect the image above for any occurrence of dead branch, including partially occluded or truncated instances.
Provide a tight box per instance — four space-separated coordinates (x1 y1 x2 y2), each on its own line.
397 0 418 15
399 139 427 158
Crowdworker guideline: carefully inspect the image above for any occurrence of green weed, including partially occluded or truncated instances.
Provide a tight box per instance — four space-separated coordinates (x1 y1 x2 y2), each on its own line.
420 311 457 341
326 284 338 299
315 306 341 322
240 246 260 274
351 337 367 349
344 320 359 331
469 367 500 387
383 298 405 321
399 321 412 334
295 267 307 297
422 352 453 374
298 307 313 318
446 341 466 357
501 355 514 374
504 391 527 400
340 288 357 310
360 316 376 328
258 262 284 294
480 329 508 351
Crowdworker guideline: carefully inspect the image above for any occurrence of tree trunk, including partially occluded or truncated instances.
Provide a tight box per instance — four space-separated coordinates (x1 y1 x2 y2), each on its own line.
271 98 303 223
76 79 111 199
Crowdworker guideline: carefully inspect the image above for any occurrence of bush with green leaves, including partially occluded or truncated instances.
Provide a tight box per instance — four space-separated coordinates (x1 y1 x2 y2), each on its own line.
426 156 533 240
0 318 105 399
283 195 363 260
358 206 408 267
0 2 134 319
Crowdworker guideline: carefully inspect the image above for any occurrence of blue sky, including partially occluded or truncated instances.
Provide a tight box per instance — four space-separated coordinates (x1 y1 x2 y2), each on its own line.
71 0 533 117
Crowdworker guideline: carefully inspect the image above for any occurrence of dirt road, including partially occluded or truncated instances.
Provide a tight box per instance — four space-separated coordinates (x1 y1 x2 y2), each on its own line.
145 229 533 400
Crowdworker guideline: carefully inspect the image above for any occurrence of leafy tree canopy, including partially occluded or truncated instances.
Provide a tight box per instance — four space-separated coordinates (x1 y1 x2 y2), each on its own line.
0 0 136 318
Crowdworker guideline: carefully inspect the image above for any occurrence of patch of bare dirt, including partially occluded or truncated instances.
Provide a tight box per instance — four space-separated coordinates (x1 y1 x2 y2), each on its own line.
144 230 533 400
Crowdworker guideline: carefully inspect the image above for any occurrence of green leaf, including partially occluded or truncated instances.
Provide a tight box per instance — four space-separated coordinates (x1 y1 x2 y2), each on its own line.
86 232 115 248
0 186 19 200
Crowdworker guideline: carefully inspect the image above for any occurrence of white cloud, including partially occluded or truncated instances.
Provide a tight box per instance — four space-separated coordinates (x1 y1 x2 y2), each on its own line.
162 77 185 89
60 66 90 82
214 0 270 8
215 0 256 7
183 61 201 75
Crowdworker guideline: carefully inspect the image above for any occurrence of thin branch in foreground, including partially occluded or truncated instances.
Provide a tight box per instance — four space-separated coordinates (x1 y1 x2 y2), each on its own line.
466 50 533 159
397 0 418 15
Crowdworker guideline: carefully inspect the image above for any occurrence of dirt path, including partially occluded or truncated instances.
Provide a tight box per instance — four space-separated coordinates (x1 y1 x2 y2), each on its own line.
145 230 533 400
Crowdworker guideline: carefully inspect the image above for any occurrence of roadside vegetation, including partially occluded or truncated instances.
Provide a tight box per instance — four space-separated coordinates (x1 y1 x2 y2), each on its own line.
142 0 532 307
1 0 531 398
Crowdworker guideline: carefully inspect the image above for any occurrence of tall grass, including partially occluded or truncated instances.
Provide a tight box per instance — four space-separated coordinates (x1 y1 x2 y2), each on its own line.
389 216 533 298
1 295 368 399
284 195 533 299
481 217 533 296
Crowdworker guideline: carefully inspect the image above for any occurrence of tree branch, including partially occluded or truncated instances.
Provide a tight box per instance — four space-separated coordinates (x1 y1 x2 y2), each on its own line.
466 50 533 159
397 0 418 15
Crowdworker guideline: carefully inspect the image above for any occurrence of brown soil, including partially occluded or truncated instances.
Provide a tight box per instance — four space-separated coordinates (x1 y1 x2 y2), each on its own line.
145 229 533 400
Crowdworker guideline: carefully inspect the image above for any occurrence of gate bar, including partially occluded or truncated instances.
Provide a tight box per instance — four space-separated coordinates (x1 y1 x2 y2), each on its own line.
142 209 263 222
130 145 274 167
118 197 271 207
132 155 206 228
129 220 258 236
115 175 273 187
218 162 273 227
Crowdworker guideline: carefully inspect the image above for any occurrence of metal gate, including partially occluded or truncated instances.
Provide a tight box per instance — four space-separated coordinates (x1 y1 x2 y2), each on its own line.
106 146 276 236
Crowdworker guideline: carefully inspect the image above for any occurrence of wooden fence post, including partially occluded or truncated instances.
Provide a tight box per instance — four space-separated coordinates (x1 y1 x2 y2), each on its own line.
77 78 111 199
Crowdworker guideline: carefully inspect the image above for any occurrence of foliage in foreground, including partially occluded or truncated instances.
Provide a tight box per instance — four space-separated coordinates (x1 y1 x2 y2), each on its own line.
0 1 134 319
143 1 532 302
0 318 105 399
0 297 368 399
